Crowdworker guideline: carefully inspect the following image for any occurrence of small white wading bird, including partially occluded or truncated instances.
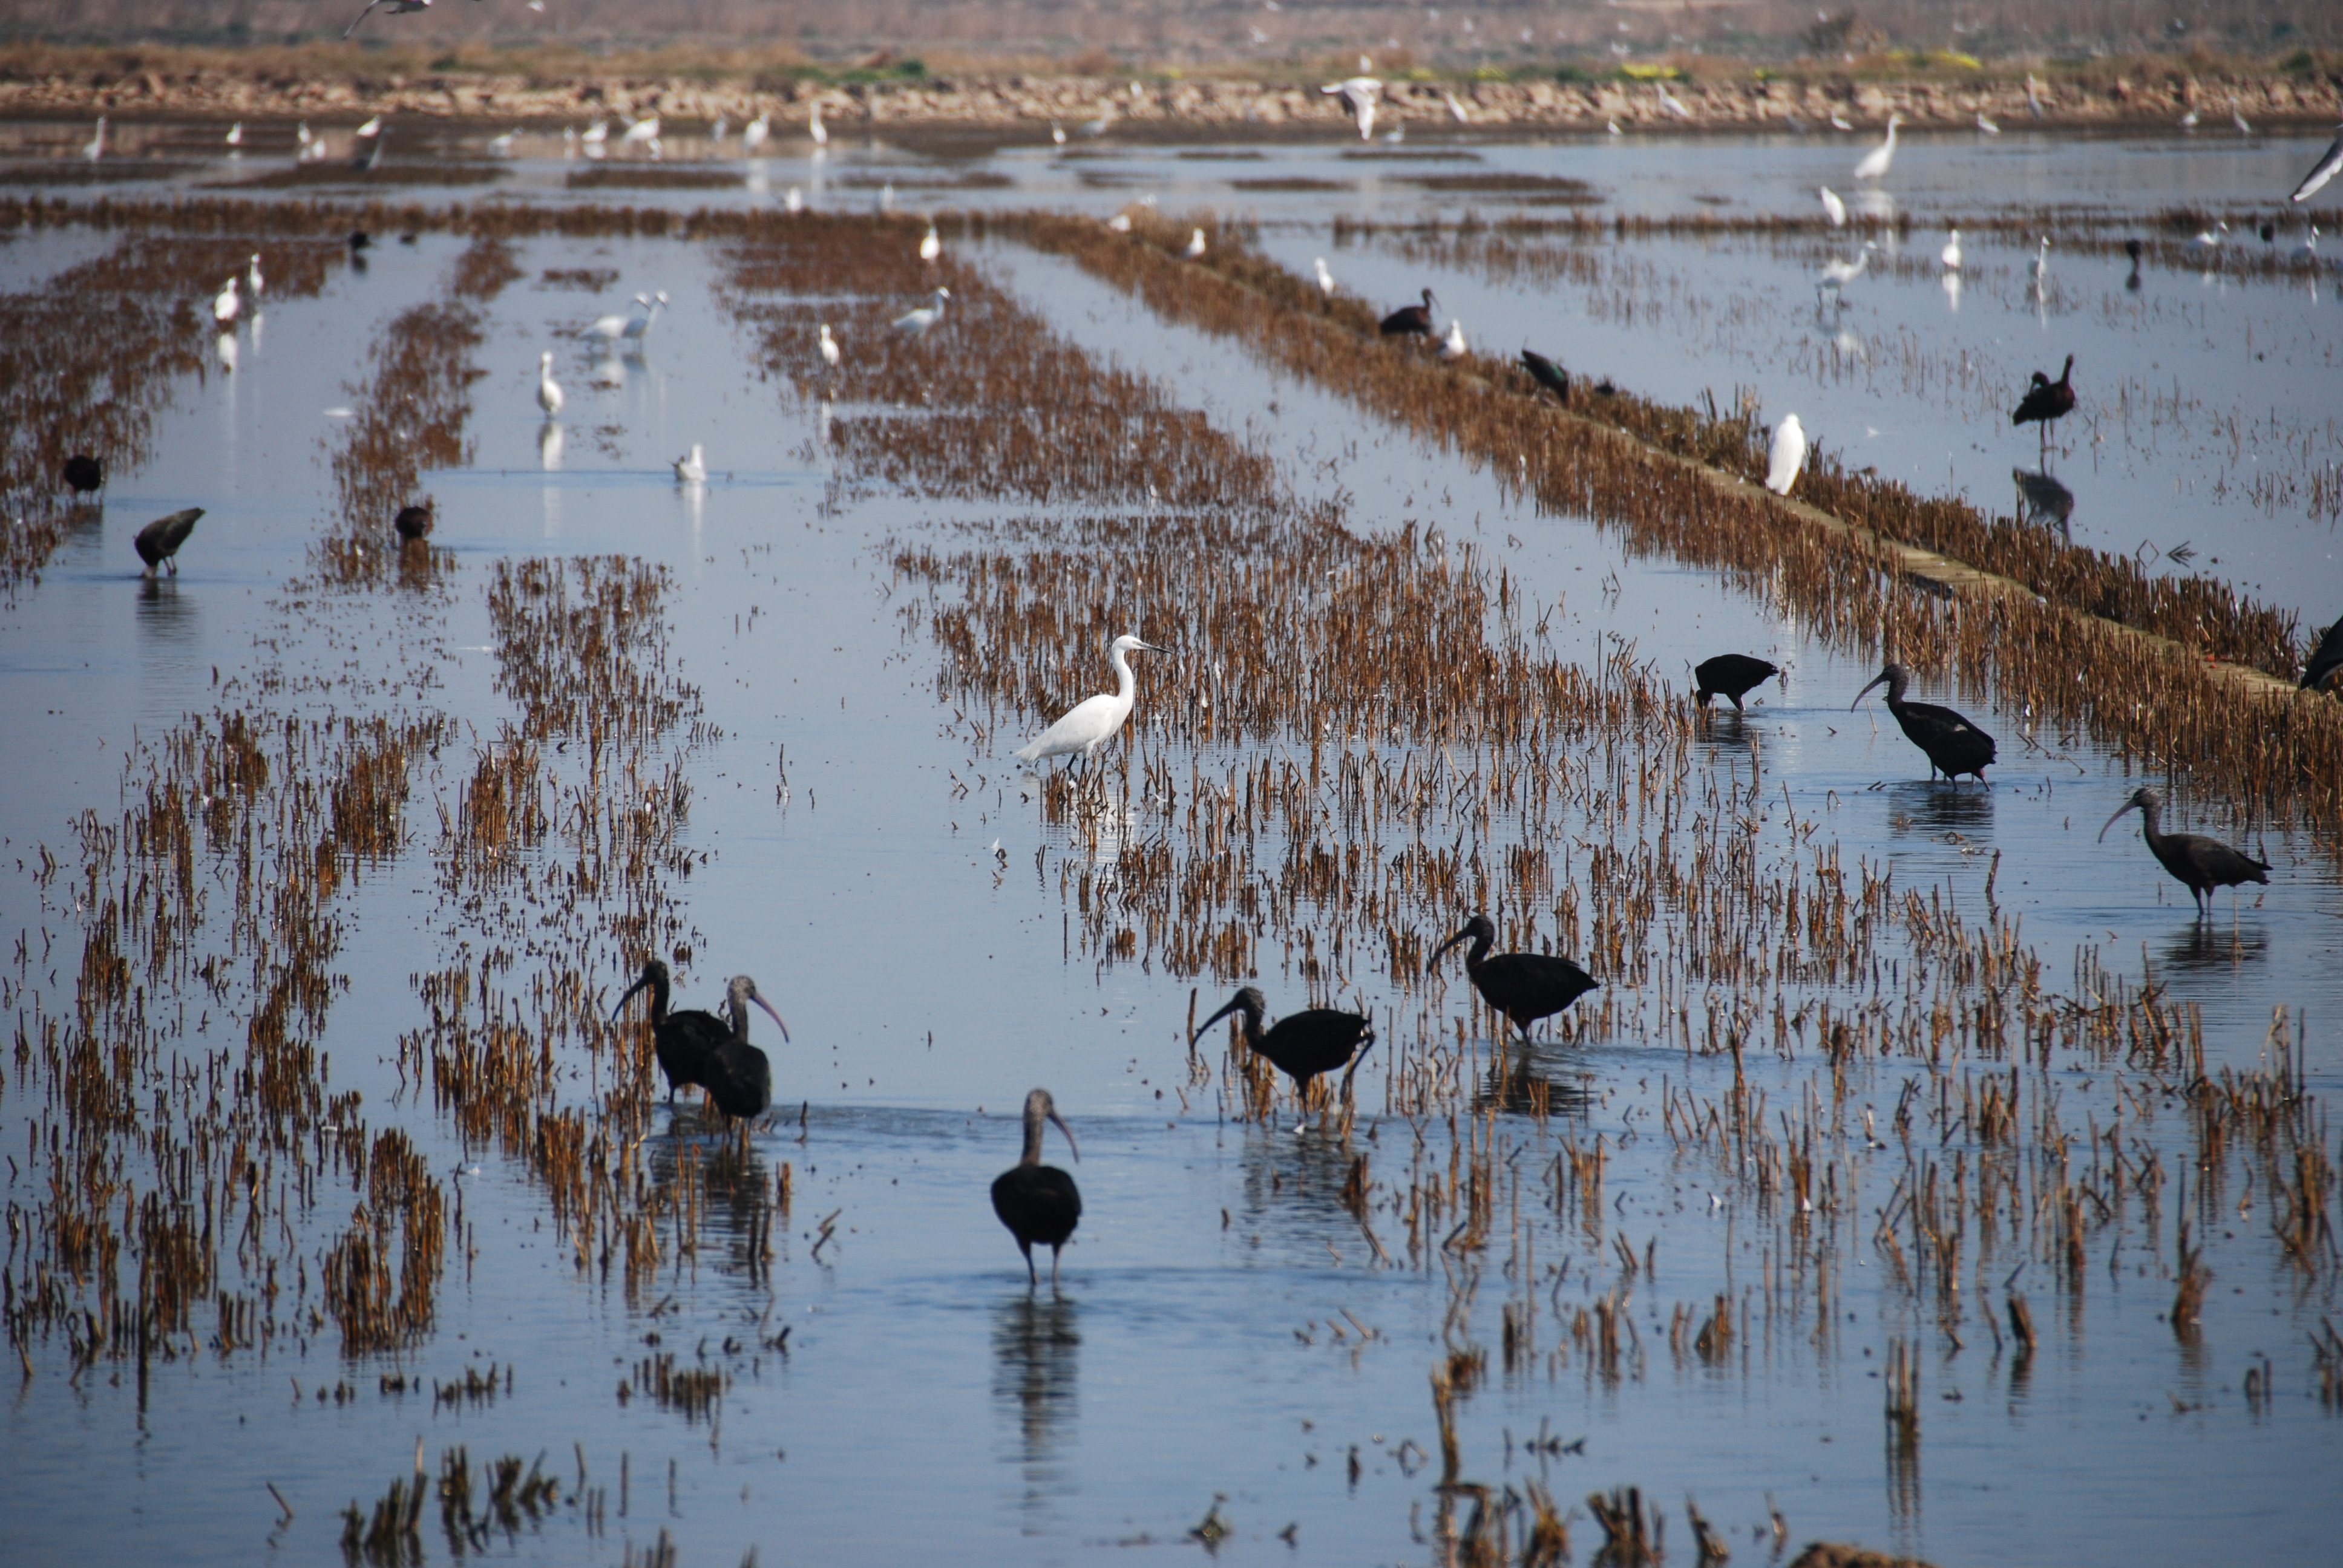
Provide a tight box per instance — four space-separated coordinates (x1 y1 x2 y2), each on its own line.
584 293 654 342
818 323 841 368
1440 318 1468 361
1818 186 1846 227
83 117 105 162
1818 242 1875 299
2291 123 2343 204
224 122 243 147
1322 76 1380 140
808 102 827 145
1853 113 1901 180
1976 111 2000 134
213 275 240 325
1185 227 1207 258
1314 257 1336 297
1940 227 1962 270
621 115 661 147
894 287 950 334
784 186 803 213
673 443 707 483
920 224 941 263
537 351 565 417
1015 635 1164 769
1766 414 1807 496
742 113 770 153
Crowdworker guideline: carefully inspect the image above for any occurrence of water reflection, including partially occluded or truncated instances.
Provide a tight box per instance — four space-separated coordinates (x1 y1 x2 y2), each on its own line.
2161 920 2270 973
1886 778 1994 837
2012 467 2075 539
991 1292 1080 1535
135 575 197 645
538 419 565 472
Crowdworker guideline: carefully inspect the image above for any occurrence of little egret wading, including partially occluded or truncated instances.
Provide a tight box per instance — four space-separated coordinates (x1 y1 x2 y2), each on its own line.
1015 635 1162 769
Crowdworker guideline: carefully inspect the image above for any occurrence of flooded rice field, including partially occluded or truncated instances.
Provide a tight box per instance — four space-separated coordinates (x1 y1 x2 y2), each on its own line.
1 120 2339 1566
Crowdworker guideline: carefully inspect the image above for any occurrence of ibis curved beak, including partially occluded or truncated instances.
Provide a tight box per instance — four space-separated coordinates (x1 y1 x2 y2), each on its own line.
1849 671 1889 711
1191 995 1243 1047
612 974 651 1020
2096 799 2139 843
1425 926 1470 972
751 991 790 1043
1050 1110 1080 1163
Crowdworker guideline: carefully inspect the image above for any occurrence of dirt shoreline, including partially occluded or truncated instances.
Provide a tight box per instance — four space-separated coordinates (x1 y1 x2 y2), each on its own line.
4 65 2338 137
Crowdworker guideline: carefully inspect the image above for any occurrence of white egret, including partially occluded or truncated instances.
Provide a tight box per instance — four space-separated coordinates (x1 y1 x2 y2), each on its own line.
1607 119 1622 138
1444 90 1469 123
743 113 770 152
818 323 840 368
879 182 895 211
582 120 609 145
1322 76 1380 140
224 122 243 147
2290 123 2343 204
355 115 383 138
784 186 803 212
1107 213 1133 232
2031 237 2050 296
296 121 312 153
2191 220 2227 250
1655 82 1691 119
1185 227 1207 258
620 291 670 347
1939 227 1962 270
82 116 105 162
537 351 565 417
2306 224 2322 257
1853 114 1900 180
1014 635 1164 768
2231 103 2250 136
621 115 660 146
342 0 427 39
213 275 240 325
1439 318 1467 361
673 444 707 483
583 293 654 342
1078 108 1115 137
1829 111 1854 131
1766 414 1806 496
1817 242 1875 297
488 128 520 155
2025 74 2046 117
2180 108 2199 131
247 252 265 296
894 287 951 334
1314 257 1335 297
808 102 827 145
1051 120 1067 145
710 116 729 145
920 224 941 263
1818 186 1846 227
1976 112 1999 134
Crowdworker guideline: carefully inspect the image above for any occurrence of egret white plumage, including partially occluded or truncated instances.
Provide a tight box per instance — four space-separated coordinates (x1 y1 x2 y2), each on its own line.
2180 109 2199 131
1829 111 1854 131
1766 414 1806 495
213 275 240 325
1939 227 1962 270
342 0 427 39
247 252 264 296
1015 635 1163 768
1078 108 1115 137
296 121 312 153
582 120 609 145
818 323 840 368
2231 103 2250 136
920 224 941 263
1607 119 1622 137
1655 82 1691 119
1976 112 2000 134
1853 114 1901 180
784 186 803 213
1444 90 1469 123
1314 256 1335 297
488 128 520 155
353 116 382 139
2025 74 2046 117
620 115 658 146
618 291 670 347
2192 220 2227 250
1818 186 1846 227
2291 123 2343 204
1107 212 1132 232
1439 318 1467 360
808 102 827 145
1050 120 1067 145
742 112 770 152
536 351 565 417
2031 236 2051 288
584 294 653 342
1817 242 1875 298
1322 76 1380 140
1185 227 1207 258
82 117 104 162
893 287 951 334
224 122 243 147
673 443 707 483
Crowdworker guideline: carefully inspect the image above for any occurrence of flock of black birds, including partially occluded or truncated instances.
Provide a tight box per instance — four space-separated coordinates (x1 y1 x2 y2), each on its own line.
57 445 434 569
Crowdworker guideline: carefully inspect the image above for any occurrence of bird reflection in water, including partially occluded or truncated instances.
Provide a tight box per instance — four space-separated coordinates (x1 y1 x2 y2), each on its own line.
136 573 200 650
2162 920 2269 973
991 1292 1080 1535
1885 778 1994 836
2012 467 2075 540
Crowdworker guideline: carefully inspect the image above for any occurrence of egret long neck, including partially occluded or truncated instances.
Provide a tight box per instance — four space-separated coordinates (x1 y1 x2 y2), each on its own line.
1110 644 1138 705
1020 1105 1047 1166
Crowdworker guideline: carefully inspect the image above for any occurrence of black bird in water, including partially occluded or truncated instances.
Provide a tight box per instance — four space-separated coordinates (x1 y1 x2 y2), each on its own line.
1851 662 1996 784
1380 288 1438 337
1427 913 1598 1042
63 453 103 496
1693 653 1780 711
1192 985 1375 1110
1519 347 1571 404
2123 238 2143 292
704 974 787 1119
2099 787 2270 919
394 501 434 543
134 507 202 576
2301 615 2343 694
992 1088 1081 1289
613 958 732 1105
2011 354 2076 456
348 229 373 253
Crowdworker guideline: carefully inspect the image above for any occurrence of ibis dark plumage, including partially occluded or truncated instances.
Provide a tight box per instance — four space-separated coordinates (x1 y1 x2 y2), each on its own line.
703 974 786 1120
63 453 103 496
612 958 729 1105
1519 347 1571 403
1192 986 1375 1106
134 507 202 576
2098 788 2270 919
1852 662 1996 784
1693 654 1780 711
394 502 434 543
2301 615 2343 693
2011 354 2075 456
1427 914 1597 1042
1380 289 1437 338
991 1088 1081 1288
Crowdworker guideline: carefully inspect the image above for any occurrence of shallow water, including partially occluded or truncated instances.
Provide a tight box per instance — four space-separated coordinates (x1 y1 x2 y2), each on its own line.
2 131 2339 1566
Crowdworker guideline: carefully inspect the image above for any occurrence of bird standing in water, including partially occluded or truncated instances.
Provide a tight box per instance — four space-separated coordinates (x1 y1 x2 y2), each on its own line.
1850 662 1996 783
992 1088 1081 1288
1192 987 1375 1122
1014 633 1162 770
2098 788 2270 920
1427 914 1598 1042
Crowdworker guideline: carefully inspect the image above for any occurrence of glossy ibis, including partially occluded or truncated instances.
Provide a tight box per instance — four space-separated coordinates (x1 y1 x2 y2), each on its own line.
2011 355 2074 456
1014 633 1162 769
1191 986 1375 1111
62 453 103 496
1851 662 1996 783
1766 414 1806 495
613 958 728 1105
2012 467 2075 534
1380 289 1437 338
1519 347 1570 403
992 1088 1081 1288
536 351 564 417
347 229 372 253
1694 654 1780 711
1852 113 1901 180
2293 122 2343 204
703 975 787 1120
2300 615 2343 693
894 287 951 335
1427 914 1598 1042
393 501 433 542
134 508 202 577
2099 788 2270 919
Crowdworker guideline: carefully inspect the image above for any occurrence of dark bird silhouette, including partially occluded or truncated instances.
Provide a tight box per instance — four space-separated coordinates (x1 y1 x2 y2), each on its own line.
2011 354 2075 456
2099 787 2270 919
613 958 729 1105
1427 913 1598 1042
1380 288 1437 337
2123 238 2143 292
703 974 787 1119
348 229 373 253
1519 347 1571 403
394 502 434 543
1851 662 1996 783
2011 466 2076 534
134 507 202 576
2302 615 2343 693
1693 654 1780 711
63 453 103 495
991 1088 1081 1288
1192 985 1375 1109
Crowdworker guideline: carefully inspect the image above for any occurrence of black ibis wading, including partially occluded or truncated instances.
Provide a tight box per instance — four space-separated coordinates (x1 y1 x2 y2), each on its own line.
1192 985 1375 1111
1380 289 1437 338
134 507 203 577
992 1088 1081 1289
1693 654 1780 711
62 453 103 496
1518 347 1571 403
1427 914 1598 1042
613 958 752 1108
704 974 787 1120
1851 662 1996 784
2099 788 2270 919
2011 354 2076 456
394 501 434 543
